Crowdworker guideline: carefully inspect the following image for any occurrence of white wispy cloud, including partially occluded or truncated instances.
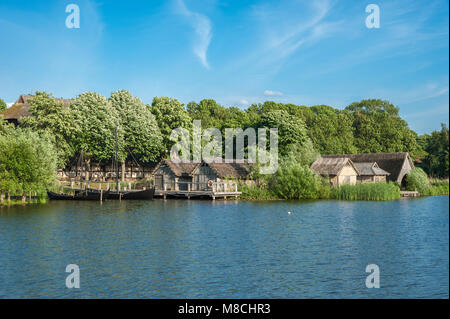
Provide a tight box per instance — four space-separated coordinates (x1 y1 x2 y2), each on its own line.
6 102 14 108
257 0 335 59
176 0 212 69
264 90 283 96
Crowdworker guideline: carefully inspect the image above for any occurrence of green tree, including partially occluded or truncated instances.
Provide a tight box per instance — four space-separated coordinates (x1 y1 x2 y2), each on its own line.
303 105 357 154
71 92 125 163
0 127 57 202
150 96 191 152
110 90 164 164
259 109 310 156
0 98 6 113
421 124 449 177
21 92 78 168
346 99 419 157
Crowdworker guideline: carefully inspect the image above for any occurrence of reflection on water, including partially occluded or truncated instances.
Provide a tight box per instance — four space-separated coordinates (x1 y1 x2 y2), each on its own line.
0 196 448 298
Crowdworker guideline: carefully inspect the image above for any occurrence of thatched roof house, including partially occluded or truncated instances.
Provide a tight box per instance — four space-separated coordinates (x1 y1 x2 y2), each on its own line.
310 157 359 186
322 152 413 184
152 159 252 191
1 94 71 125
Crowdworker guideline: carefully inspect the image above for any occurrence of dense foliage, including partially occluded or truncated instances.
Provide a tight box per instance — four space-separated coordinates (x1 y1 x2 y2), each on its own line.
0 98 6 113
267 162 329 200
405 167 449 196
150 96 192 152
110 90 164 163
405 167 430 194
0 120 57 202
22 92 77 167
345 99 420 158
417 124 449 178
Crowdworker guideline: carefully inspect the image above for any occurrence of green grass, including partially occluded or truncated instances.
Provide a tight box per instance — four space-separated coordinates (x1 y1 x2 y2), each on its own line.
329 182 401 201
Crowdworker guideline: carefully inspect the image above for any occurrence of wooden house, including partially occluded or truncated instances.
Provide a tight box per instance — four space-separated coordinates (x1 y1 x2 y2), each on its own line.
310 157 359 186
322 152 414 185
152 159 198 191
191 161 252 190
152 159 252 191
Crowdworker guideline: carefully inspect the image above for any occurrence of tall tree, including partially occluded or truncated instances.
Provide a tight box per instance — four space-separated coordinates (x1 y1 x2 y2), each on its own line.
110 90 164 164
259 109 310 157
21 92 77 168
345 99 419 157
421 123 449 177
71 92 125 164
303 105 357 154
150 96 191 152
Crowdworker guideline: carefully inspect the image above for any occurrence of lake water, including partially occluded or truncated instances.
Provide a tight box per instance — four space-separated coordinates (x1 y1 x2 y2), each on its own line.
0 196 448 298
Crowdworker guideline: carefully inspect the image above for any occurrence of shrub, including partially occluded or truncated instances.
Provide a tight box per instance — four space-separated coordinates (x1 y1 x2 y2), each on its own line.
405 167 430 194
268 163 329 200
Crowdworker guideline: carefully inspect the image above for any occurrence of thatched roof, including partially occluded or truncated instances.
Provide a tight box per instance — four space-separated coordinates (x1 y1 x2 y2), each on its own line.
153 159 252 179
310 157 360 176
353 162 390 176
207 161 252 179
322 152 413 182
153 159 199 176
1 94 72 122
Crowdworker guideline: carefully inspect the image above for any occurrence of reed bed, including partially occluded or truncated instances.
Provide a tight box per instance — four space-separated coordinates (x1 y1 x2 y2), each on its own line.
329 182 401 201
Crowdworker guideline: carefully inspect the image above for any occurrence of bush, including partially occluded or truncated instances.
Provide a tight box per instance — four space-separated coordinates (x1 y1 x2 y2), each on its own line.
330 182 401 201
0 127 57 201
268 163 329 200
405 167 430 194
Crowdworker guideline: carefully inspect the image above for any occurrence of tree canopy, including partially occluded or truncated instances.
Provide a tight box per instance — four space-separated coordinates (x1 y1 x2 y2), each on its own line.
150 96 191 153
110 90 164 163
71 92 125 162
21 92 77 167
0 123 57 199
0 98 6 113
345 99 420 158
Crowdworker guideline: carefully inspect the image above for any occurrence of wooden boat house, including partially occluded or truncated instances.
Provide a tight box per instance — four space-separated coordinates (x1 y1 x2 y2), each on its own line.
311 152 414 186
310 157 359 186
321 152 414 184
152 159 252 191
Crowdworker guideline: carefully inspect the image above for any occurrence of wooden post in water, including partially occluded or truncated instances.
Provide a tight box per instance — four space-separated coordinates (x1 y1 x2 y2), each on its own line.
100 189 103 202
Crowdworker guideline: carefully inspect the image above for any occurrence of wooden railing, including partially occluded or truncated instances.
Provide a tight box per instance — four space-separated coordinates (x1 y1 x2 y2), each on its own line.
159 181 238 193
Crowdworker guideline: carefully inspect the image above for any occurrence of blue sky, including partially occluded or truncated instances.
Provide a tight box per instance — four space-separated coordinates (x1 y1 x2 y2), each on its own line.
0 0 448 134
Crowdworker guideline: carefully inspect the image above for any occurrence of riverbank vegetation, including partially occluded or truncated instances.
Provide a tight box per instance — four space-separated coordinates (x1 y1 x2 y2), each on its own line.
0 120 57 204
1 91 449 202
405 167 449 196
